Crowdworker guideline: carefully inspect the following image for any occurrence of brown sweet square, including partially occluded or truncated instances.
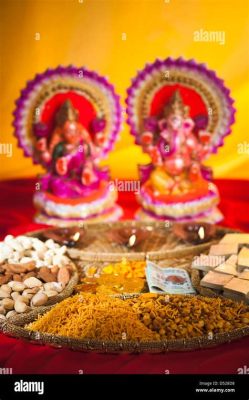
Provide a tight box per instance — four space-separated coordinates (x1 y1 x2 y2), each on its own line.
220 233 249 245
209 243 238 257
238 270 249 280
223 277 249 296
238 247 249 270
200 270 233 290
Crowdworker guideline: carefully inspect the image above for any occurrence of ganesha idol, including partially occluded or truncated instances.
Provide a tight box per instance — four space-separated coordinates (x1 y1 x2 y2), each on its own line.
126 58 235 222
13 66 122 226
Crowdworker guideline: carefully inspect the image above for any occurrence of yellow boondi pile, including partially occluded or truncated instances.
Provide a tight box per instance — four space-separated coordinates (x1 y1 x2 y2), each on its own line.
127 294 249 340
26 294 157 342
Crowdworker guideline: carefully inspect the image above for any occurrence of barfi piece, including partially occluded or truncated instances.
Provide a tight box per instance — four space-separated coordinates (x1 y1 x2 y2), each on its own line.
209 243 238 257
223 277 249 297
215 255 238 276
238 269 249 280
223 292 247 303
191 254 225 272
220 233 249 245
200 270 233 290
237 247 249 272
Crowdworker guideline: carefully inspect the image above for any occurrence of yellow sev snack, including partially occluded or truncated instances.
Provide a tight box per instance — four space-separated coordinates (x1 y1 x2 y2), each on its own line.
26 294 157 342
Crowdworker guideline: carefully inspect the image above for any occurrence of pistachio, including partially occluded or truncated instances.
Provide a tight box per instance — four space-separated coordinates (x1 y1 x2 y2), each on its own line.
0 284 11 294
44 290 58 298
23 287 39 296
2 298 14 310
19 296 30 305
14 299 30 313
23 277 42 288
8 281 26 292
0 305 6 315
31 292 48 307
46 282 64 293
0 289 10 299
11 292 21 301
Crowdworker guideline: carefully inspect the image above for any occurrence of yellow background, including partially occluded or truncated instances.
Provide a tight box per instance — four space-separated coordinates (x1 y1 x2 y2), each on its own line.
1 0 249 180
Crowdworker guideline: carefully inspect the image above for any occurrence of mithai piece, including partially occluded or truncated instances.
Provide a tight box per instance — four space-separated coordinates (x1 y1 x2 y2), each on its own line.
223 278 249 300
209 244 238 257
219 233 249 245
200 270 233 291
214 255 238 276
237 247 249 272
193 234 249 301
126 58 235 222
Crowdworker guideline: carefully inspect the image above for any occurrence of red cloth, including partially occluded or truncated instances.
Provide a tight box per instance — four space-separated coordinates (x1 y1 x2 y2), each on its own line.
0 178 249 374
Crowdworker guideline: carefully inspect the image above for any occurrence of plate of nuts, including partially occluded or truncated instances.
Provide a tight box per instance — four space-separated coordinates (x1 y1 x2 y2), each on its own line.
0 234 78 322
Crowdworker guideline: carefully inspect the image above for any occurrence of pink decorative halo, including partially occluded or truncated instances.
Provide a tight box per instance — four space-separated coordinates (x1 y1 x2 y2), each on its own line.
13 65 122 163
126 57 236 154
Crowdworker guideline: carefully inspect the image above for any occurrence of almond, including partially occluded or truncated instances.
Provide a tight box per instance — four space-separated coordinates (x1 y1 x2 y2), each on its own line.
38 267 56 283
51 265 59 275
13 274 22 282
0 273 12 285
7 264 27 274
22 261 36 271
57 267 70 285
22 271 36 281
0 305 6 315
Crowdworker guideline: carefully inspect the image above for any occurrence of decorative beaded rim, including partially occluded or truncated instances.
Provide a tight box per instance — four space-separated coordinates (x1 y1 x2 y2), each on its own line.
26 221 234 262
126 57 236 154
13 65 122 162
1 293 249 353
